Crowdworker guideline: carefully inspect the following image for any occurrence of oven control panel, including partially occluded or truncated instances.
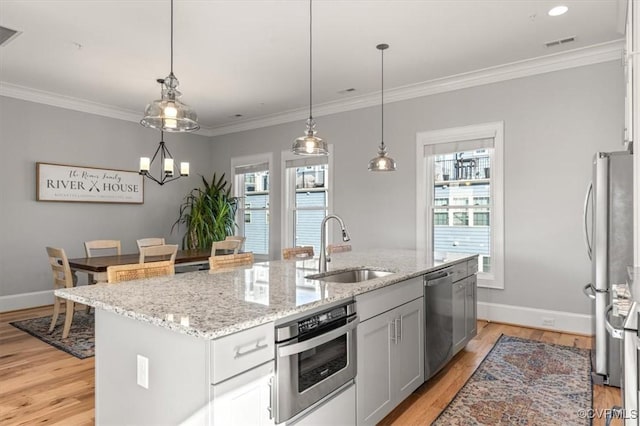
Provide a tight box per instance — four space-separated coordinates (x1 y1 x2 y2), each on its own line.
298 306 348 334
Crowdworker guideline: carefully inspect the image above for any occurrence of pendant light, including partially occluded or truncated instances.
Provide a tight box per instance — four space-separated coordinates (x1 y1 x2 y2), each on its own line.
368 43 397 172
141 0 199 133
292 0 328 156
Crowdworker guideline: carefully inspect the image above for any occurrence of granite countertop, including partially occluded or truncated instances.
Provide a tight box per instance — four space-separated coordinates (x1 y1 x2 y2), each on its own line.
55 249 475 340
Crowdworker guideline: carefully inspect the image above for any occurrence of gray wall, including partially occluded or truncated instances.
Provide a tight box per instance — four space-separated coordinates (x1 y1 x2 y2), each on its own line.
0 97 213 297
209 61 624 315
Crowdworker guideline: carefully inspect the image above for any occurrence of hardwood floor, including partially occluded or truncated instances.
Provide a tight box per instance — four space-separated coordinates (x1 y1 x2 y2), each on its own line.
0 308 622 425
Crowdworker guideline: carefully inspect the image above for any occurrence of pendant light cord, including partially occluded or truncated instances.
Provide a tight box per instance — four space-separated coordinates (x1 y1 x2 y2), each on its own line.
381 46 384 149
309 0 313 121
170 0 174 74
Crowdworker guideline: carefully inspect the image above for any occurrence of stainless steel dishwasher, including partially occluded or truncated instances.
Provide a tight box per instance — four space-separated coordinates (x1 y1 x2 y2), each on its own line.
424 268 454 380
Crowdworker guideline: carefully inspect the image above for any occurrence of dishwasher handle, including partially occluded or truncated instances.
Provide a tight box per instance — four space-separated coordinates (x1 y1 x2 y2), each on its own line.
425 271 453 287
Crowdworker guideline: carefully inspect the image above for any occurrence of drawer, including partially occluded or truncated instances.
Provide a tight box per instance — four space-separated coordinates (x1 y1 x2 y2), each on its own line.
450 261 467 283
211 322 274 384
467 257 478 275
356 276 423 322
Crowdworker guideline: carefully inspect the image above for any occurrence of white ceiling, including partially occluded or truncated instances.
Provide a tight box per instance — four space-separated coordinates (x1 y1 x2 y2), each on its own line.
0 0 625 135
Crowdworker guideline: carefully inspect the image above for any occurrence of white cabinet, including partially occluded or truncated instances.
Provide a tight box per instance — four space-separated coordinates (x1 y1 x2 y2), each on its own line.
211 361 275 426
355 277 424 426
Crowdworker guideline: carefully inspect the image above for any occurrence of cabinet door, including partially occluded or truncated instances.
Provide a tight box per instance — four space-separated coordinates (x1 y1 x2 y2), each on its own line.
392 297 424 402
465 276 477 339
356 309 396 426
452 280 466 353
212 361 275 426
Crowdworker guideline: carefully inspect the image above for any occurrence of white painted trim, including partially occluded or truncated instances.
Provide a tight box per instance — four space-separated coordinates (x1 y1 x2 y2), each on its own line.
0 290 53 313
1 40 623 138
478 301 593 335
416 121 504 289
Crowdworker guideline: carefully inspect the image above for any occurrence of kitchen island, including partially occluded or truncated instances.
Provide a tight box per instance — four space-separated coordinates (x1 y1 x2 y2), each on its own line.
56 249 476 425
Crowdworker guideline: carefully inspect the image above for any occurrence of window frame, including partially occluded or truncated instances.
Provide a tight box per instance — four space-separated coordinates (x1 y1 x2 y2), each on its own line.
281 146 334 257
231 153 273 261
416 122 504 289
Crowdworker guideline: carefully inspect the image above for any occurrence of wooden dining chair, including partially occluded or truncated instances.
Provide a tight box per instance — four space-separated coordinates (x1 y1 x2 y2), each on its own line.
211 240 241 257
282 246 314 260
84 239 122 257
46 247 81 339
224 235 246 250
84 240 122 284
136 238 166 251
327 243 352 254
208 252 254 271
139 244 178 264
107 261 175 284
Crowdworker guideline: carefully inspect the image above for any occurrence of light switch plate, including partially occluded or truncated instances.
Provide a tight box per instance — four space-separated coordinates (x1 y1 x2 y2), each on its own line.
137 354 149 389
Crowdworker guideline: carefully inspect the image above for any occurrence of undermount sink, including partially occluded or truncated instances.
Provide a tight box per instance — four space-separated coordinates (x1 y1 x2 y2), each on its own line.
307 268 394 283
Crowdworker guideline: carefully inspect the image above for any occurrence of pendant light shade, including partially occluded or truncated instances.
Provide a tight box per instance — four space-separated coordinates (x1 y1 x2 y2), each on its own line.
141 0 199 133
368 43 396 172
292 0 328 156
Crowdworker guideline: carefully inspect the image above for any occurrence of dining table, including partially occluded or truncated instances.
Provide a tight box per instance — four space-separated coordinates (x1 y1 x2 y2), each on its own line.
68 248 231 283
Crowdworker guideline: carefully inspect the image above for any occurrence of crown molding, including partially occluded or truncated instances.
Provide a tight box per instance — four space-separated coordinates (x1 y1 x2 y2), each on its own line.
209 39 623 136
0 39 623 138
0 82 143 123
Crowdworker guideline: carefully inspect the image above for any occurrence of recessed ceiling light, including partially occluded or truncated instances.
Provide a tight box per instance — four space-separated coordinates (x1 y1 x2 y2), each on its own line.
548 5 568 16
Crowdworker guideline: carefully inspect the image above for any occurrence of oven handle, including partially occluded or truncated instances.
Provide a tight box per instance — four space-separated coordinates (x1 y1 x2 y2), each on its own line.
277 316 359 357
605 304 623 340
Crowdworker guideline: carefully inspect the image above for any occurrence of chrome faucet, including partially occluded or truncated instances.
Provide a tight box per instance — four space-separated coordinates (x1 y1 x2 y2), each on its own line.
319 214 351 273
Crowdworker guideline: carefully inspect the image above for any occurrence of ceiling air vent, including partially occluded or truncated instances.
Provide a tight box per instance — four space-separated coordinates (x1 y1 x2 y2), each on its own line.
0 26 21 47
544 36 576 48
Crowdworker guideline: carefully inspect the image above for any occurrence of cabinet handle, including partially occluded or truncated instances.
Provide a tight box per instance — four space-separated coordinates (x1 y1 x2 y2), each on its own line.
267 375 274 420
234 340 269 358
396 317 402 343
390 321 397 344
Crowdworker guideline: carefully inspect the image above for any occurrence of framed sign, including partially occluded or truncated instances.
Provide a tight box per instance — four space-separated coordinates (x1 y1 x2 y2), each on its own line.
36 162 144 204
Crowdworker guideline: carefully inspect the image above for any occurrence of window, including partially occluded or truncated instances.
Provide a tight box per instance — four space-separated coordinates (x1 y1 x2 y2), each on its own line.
416 122 504 289
282 150 332 257
232 154 272 259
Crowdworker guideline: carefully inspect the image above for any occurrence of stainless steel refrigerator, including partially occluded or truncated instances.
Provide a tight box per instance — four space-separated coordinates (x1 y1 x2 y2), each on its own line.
583 149 633 387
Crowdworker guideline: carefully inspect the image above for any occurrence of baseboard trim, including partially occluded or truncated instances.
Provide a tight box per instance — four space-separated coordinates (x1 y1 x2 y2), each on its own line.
478 301 593 335
0 290 53 313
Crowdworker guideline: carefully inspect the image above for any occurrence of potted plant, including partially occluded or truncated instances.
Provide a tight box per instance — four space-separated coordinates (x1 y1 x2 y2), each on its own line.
173 173 239 250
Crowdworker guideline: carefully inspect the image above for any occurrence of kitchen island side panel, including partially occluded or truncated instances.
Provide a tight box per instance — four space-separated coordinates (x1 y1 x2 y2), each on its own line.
96 309 210 425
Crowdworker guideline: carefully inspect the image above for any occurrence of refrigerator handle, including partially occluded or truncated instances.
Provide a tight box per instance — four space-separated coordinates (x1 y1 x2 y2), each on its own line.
583 181 593 261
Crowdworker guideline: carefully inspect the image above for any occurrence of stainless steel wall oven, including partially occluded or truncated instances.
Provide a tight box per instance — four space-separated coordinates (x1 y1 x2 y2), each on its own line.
274 300 358 423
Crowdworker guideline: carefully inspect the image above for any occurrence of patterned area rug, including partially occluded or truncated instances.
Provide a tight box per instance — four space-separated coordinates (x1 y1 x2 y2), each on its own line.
433 335 592 425
10 311 95 359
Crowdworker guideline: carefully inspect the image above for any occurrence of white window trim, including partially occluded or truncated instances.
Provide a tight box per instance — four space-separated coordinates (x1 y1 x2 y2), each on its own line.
231 152 273 261
281 146 334 255
416 122 504 289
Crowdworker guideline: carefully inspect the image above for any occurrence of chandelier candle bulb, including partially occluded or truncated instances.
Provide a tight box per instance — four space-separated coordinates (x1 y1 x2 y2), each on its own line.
180 162 189 176
139 157 150 173
164 158 174 175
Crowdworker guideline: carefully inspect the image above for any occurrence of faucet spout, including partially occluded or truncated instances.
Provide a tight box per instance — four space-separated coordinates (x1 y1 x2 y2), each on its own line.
319 214 350 273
